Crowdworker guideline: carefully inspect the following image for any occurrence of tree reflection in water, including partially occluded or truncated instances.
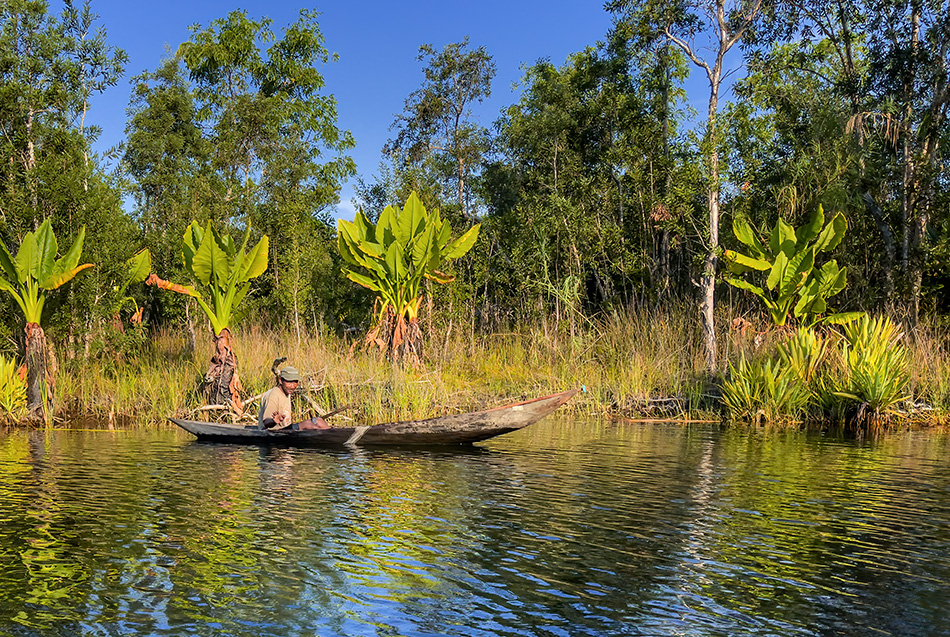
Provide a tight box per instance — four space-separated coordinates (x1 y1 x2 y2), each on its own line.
0 422 948 635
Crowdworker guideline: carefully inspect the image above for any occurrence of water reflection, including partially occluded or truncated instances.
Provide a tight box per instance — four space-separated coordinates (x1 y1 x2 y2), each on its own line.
0 421 949 635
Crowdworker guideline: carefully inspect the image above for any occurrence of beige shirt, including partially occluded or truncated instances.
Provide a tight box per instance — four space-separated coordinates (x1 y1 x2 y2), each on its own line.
258 386 292 429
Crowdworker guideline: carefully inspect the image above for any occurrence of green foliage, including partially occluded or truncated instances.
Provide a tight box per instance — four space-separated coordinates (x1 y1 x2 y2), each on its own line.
338 191 479 323
834 315 910 417
721 355 811 423
113 248 151 318
776 326 828 387
0 220 93 324
0 354 25 422
387 37 495 220
150 222 268 336
723 205 860 326
722 318 916 426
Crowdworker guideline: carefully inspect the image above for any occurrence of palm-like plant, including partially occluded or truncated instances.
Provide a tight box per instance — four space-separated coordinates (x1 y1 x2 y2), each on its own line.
148 221 269 412
723 206 861 326
112 248 152 328
834 315 910 424
338 191 479 363
0 220 93 422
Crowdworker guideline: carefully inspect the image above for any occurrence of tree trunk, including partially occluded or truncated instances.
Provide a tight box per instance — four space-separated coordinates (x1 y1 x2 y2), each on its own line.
25 323 52 424
701 70 722 374
204 328 243 414
365 307 423 366
862 192 897 303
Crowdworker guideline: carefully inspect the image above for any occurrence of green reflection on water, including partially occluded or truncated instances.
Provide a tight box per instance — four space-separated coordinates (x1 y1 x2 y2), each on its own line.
0 421 948 636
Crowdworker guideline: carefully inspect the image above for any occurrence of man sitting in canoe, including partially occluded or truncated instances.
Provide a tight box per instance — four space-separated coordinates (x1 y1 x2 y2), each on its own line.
258 365 330 431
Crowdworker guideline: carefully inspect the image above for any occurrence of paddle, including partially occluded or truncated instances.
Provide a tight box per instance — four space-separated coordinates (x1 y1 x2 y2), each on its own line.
319 404 352 419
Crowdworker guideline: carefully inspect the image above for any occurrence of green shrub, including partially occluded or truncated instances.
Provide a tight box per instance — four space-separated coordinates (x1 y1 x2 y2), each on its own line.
722 355 811 424
0 355 26 422
834 315 910 421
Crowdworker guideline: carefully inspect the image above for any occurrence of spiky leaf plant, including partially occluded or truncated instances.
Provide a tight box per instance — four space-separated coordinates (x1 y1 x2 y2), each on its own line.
722 355 811 424
834 315 910 423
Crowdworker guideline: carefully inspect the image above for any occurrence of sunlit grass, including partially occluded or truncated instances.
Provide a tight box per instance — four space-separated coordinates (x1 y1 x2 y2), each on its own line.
45 307 950 428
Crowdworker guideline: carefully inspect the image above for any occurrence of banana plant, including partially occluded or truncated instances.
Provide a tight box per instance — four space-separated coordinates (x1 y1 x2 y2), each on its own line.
148 221 269 412
338 191 480 362
723 205 862 327
0 219 94 422
113 248 152 326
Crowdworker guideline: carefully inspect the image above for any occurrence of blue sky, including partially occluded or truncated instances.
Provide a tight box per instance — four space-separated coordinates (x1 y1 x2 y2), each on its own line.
85 0 617 219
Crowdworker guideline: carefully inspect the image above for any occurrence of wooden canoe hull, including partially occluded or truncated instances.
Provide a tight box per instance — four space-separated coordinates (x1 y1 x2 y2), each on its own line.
169 389 578 447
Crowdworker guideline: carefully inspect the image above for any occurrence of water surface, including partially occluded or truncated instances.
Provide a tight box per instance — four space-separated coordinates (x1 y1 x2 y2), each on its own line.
1 419 949 636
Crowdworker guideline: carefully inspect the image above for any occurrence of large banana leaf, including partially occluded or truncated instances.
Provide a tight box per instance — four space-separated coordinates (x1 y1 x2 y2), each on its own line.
0 242 18 283
813 212 847 253
236 234 269 283
443 224 481 260
797 205 824 245
125 249 152 286
41 264 94 290
14 232 37 285
191 223 229 288
724 276 765 298
723 249 770 274
733 217 766 257
769 217 797 257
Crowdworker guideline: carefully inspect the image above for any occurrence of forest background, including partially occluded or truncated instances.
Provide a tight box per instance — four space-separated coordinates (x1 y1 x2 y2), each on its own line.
0 0 948 426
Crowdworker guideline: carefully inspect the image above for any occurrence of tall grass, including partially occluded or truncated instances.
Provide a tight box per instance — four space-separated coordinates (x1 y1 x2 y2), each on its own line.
51 304 713 425
0 354 26 423
45 307 949 428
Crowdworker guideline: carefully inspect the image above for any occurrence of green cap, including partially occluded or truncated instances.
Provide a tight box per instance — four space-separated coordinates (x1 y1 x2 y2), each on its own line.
279 366 300 382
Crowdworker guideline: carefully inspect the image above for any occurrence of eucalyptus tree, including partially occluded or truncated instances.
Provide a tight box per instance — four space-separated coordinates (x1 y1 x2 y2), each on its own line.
386 38 495 221
863 0 949 324
0 0 136 360
488 50 634 323
0 0 125 222
144 9 355 331
742 0 950 321
608 0 768 373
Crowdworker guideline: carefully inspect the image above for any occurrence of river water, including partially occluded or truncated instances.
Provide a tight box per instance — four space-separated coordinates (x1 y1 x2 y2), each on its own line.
1 418 949 637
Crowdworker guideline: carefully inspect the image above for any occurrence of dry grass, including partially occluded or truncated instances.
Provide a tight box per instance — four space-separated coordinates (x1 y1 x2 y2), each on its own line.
46 307 950 427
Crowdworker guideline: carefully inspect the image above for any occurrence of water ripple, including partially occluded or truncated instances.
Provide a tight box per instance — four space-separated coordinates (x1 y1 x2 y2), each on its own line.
0 423 949 635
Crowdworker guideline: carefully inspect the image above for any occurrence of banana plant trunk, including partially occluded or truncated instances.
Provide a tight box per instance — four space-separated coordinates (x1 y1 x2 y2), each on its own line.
204 328 244 414
366 307 423 366
25 323 52 424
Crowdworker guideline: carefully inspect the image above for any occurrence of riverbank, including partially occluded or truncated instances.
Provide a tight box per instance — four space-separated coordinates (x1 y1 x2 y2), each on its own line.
45 308 950 428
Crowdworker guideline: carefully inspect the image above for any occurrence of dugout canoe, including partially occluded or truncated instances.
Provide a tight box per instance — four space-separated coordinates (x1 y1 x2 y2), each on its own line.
169 389 578 447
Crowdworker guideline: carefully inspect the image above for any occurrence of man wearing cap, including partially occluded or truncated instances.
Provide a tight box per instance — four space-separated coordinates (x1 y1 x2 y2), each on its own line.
258 366 300 429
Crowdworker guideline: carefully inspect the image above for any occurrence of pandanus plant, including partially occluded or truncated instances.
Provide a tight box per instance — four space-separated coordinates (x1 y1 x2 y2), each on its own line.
723 205 862 327
148 221 268 412
0 220 93 422
338 191 479 363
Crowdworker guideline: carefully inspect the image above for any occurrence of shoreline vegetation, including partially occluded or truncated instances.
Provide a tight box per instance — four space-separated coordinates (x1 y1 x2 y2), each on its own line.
36 304 949 432
2 6 948 435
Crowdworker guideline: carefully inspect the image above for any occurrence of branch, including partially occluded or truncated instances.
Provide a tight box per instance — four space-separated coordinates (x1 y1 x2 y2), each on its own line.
665 27 712 77
724 0 766 50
